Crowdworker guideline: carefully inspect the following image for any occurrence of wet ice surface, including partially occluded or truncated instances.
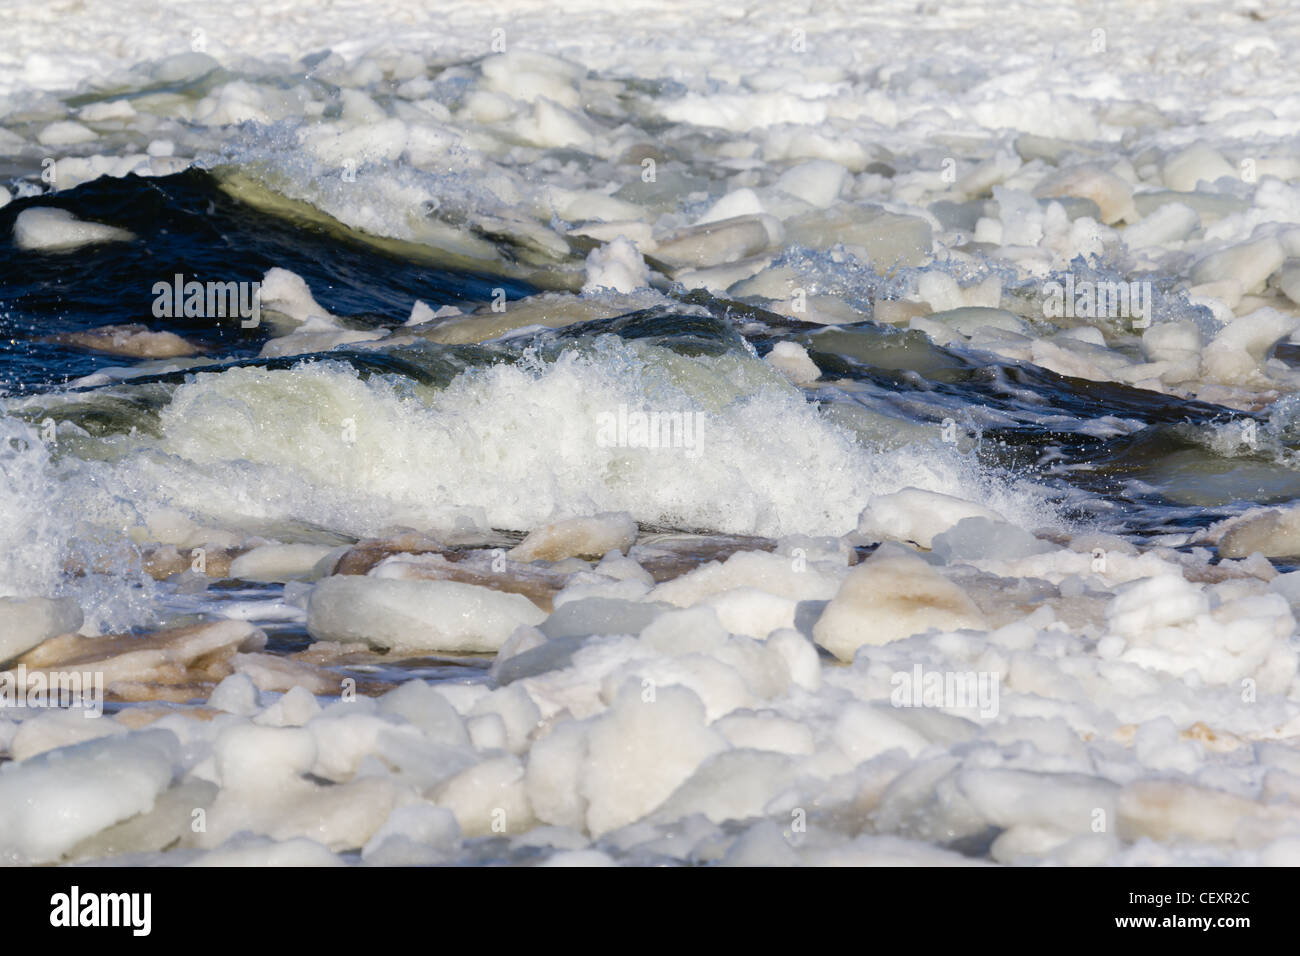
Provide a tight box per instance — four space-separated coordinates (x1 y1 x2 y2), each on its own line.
5 0 1300 865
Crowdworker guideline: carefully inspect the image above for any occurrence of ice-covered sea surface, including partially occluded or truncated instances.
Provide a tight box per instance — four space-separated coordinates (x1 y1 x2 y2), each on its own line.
4 0 1300 866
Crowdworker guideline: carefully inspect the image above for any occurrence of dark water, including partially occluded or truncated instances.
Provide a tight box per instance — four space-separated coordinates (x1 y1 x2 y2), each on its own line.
2 168 1297 552
0 169 535 392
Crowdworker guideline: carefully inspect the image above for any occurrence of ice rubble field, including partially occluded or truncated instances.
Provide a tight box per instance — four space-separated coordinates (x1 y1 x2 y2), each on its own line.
5 0 1300 864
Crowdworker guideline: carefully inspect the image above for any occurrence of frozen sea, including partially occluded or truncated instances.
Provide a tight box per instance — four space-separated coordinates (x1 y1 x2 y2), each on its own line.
2 0 1300 866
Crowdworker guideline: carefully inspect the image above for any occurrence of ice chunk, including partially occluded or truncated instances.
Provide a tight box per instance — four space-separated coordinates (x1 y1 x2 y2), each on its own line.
203 722 399 851
78 99 137 122
377 680 470 747
700 588 799 638
1107 574 1207 634
257 267 336 323
916 307 1030 340
722 819 801 866
66 777 218 862
783 205 932 269
513 98 597 150
582 238 649 294
1118 780 1284 845
9 709 125 762
404 300 438 326
414 292 629 344
525 719 589 830
1133 189 1247 222
0 596 82 663
672 256 772 294
480 50 584 108
468 684 542 754
992 187 1044 246
509 513 638 563
467 708 507 750
834 701 930 762
540 598 664 640
12 207 133 251
1191 237 1285 294
959 768 1119 834
650 749 794 824
764 341 819 384
1108 575 1295 690
489 623 552 665
1122 202 1198 249
1217 504 1300 558
151 51 220 83
813 547 986 660
671 636 788 707
208 672 260 716
494 636 591 686
228 544 337 582
1162 144 1236 191
544 187 642 224
775 160 849 208
580 682 727 836
189 836 342 867
955 150 1022 199
259 322 387 358
1140 319 1202 363
766 629 821 691
254 685 322 728
362 805 460 865
0 730 178 864
1200 307 1298 384
233 652 337 696
931 517 1055 563
653 215 778 269
714 712 814 755
538 848 617 866
369 548 565 605
638 605 730 656
648 550 840 607
1268 571 1300 606
50 323 199 359
593 552 654 586
697 188 766 224
856 487 1006 548
917 272 965 312
306 576 546 652
433 754 534 835
568 219 655 252
11 619 265 703
36 120 97 146
1278 260 1300 307
1034 165 1136 224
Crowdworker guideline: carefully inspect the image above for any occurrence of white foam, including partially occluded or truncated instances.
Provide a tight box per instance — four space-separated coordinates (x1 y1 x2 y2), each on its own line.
60 343 1048 541
0 419 67 600
581 238 649 294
